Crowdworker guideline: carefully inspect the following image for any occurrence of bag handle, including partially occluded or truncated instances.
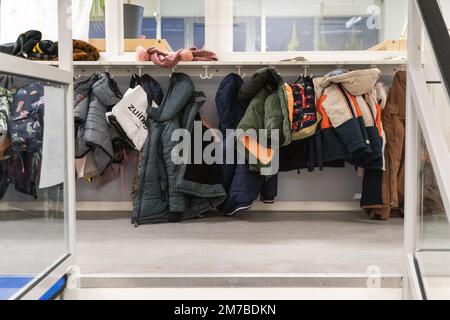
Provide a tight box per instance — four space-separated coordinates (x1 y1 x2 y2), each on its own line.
129 74 141 89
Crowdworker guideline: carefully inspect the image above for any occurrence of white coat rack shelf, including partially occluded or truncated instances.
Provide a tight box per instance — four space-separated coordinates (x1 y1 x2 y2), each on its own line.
39 59 407 79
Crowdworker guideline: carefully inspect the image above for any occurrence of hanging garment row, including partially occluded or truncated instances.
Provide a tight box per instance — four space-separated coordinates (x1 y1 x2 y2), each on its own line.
71 67 412 225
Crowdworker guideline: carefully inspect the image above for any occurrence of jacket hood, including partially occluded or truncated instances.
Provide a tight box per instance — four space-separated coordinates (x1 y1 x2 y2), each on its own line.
156 73 195 122
91 72 123 106
140 74 164 107
216 73 245 132
315 68 381 97
238 67 284 107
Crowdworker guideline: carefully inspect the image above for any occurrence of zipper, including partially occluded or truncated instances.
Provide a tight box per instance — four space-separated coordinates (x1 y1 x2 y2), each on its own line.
133 130 151 227
160 177 167 202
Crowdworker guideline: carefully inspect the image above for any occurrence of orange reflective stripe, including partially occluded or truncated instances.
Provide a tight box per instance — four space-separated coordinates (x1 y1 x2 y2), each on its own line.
284 83 294 128
240 135 273 165
317 95 331 129
375 102 383 137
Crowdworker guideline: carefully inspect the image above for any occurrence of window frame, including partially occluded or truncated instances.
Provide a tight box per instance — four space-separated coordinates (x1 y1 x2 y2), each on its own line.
102 0 406 61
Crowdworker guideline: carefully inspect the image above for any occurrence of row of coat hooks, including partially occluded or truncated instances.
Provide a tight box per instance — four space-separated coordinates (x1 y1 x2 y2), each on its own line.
72 63 407 80
73 65 249 80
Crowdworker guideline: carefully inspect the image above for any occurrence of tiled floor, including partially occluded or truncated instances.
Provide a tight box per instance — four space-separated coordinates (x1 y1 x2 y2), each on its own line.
76 211 405 275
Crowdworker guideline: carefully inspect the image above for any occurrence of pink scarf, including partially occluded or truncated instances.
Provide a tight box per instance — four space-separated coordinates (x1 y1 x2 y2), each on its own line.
137 46 218 68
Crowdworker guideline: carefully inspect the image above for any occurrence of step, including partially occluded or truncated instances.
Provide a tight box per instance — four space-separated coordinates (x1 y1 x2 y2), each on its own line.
63 287 402 300
79 273 403 289
63 273 403 300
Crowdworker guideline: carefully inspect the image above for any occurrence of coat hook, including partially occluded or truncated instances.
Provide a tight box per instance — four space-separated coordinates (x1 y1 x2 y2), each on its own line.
138 66 143 77
200 66 214 80
169 67 176 79
73 70 82 80
303 66 309 77
105 66 114 78
236 66 246 79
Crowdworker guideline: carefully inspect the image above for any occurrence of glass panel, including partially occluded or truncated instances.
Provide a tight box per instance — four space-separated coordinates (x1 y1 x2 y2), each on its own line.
233 0 408 52
121 0 205 51
438 0 450 30
416 125 450 299
427 84 450 154
0 75 67 300
418 130 448 250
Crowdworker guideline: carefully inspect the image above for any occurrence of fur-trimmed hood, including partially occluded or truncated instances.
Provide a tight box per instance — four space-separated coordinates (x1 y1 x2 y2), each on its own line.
314 68 381 98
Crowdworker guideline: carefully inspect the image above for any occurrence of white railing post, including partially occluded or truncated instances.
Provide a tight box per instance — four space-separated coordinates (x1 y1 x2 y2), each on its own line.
105 0 124 57
205 0 233 55
58 0 77 260
405 0 422 257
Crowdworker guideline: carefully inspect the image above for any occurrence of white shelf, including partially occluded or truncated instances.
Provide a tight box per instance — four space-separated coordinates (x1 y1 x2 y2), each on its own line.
38 59 407 68
0 53 72 84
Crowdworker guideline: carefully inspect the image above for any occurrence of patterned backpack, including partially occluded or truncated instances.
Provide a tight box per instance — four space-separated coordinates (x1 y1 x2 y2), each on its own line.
10 82 45 152
8 82 45 198
290 76 321 141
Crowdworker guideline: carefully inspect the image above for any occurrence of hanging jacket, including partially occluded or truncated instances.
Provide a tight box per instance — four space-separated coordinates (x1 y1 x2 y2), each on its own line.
133 73 226 225
74 72 123 175
362 72 440 220
314 68 384 168
216 73 278 216
9 82 44 152
0 87 13 148
236 67 293 172
0 87 13 199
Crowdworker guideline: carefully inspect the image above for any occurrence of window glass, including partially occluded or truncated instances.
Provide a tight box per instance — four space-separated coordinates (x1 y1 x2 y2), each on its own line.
89 0 106 40
117 0 205 51
233 0 408 52
0 0 58 43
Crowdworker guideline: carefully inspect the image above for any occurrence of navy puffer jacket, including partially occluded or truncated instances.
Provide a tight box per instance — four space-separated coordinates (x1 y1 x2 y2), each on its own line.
216 73 278 216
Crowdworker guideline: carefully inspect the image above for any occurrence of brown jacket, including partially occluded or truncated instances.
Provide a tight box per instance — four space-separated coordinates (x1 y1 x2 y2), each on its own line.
365 71 443 219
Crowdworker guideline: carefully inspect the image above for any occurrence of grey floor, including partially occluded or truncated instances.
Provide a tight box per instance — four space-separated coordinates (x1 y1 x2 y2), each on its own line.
76 211 405 275
0 210 406 276
0 212 65 275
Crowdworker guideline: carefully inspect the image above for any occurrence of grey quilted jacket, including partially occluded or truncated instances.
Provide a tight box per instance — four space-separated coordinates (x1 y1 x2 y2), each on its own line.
133 73 226 225
74 72 123 174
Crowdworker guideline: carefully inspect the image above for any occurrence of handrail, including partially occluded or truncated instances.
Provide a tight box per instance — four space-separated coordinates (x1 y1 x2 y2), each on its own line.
417 0 450 96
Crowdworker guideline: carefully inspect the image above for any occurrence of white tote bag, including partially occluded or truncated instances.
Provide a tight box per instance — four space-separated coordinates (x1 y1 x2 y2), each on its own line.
107 85 150 151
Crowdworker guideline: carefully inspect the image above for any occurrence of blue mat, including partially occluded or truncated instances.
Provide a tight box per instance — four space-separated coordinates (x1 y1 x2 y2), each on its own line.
0 275 67 300
0 276 33 300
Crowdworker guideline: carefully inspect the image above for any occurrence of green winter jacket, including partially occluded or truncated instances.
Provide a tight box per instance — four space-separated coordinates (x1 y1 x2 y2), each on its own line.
236 67 292 170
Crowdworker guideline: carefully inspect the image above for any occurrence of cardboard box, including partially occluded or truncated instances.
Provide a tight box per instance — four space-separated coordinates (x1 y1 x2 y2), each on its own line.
89 39 173 52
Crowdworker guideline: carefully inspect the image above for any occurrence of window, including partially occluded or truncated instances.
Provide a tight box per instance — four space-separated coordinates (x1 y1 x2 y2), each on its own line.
233 0 408 52
89 0 105 39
